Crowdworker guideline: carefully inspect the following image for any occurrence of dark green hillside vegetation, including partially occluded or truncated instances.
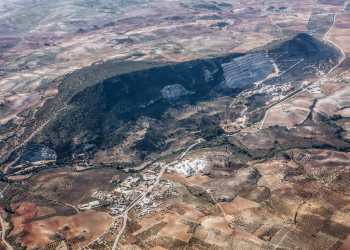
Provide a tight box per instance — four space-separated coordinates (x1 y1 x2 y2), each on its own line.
250 34 341 111
246 33 341 113
269 33 333 58
1 60 168 164
210 22 229 28
28 53 244 163
201 125 225 139
269 33 340 76
194 116 350 163
198 14 222 20
193 4 221 11
1 33 342 169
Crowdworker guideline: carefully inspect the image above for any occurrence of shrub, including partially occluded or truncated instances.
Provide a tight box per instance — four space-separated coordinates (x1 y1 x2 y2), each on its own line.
201 125 224 139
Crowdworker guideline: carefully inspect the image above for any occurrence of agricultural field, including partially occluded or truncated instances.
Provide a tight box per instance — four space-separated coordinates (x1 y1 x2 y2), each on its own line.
116 122 350 249
1 0 350 249
0 167 129 249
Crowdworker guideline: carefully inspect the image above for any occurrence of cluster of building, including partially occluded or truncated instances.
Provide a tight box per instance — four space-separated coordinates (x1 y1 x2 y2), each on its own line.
108 167 167 216
79 162 175 217
141 169 158 181
108 191 140 216
134 180 179 217
260 83 293 96
314 66 326 77
106 166 164 216
308 87 323 94
91 191 115 202
244 82 294 97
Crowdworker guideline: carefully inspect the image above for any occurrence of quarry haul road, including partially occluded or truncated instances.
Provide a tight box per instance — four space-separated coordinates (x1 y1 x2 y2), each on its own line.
112 140 204 250
110 26 347 248
254 7 346 133
97 7 349 250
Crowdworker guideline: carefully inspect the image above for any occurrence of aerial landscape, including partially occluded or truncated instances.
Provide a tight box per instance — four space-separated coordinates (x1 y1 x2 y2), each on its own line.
2 0 350 249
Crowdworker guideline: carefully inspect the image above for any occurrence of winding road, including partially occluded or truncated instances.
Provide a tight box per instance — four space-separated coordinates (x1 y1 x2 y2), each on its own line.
253 8 346 133
0 216 13 250
112 140 203 250
103 6 348 250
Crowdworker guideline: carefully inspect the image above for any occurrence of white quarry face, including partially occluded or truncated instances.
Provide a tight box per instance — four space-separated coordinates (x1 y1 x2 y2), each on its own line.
222 53 275 89
172 159 208 177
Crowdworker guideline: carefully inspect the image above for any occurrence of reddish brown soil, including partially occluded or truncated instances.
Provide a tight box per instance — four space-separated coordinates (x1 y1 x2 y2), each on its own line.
27 168 127 206
272 187 312 200
3 93 41 111
264 92 320 128
201 217 234 236
13 117 25 125
234 226 264 245
187 173 214 185
0 37 21 54
322 188 350 210
339 234 350 250
258 176 293 192
304 150 350 175
161 173 191 185
328 13 350 53
21 211 112 250
149 247 166 250
158 211 191 242
0 243 6 250
132 218 160 236
253 225 271 237
180 204 206 222
219 196 259 215
9 202 55 237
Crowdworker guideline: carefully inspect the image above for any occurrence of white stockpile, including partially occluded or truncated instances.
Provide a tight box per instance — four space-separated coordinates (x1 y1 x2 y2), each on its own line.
171 159 207 177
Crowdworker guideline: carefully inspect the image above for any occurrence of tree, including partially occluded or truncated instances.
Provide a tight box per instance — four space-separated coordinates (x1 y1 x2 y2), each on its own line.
201 125 224 140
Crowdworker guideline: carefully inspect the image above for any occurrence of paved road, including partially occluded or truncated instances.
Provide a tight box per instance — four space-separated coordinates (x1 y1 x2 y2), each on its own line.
252 88 307 133
112 140 203 250
253 9 346 133
110 7 348 249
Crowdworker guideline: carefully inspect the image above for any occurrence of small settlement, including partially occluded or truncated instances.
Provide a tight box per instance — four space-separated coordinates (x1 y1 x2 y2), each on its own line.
77 163 181 216
134 180 179 218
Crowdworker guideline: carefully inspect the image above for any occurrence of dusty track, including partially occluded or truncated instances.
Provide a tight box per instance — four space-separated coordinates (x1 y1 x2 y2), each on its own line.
255 7 346 132
112 140 203 250
0 216 14 250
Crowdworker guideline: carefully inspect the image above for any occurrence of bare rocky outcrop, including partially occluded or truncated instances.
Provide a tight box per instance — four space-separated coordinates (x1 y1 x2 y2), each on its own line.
11 144 56 167
161 84 194 100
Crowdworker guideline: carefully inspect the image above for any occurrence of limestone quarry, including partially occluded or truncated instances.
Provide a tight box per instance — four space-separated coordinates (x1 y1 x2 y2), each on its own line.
1 0 350 250
222 53 275 89
171 159 208 177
